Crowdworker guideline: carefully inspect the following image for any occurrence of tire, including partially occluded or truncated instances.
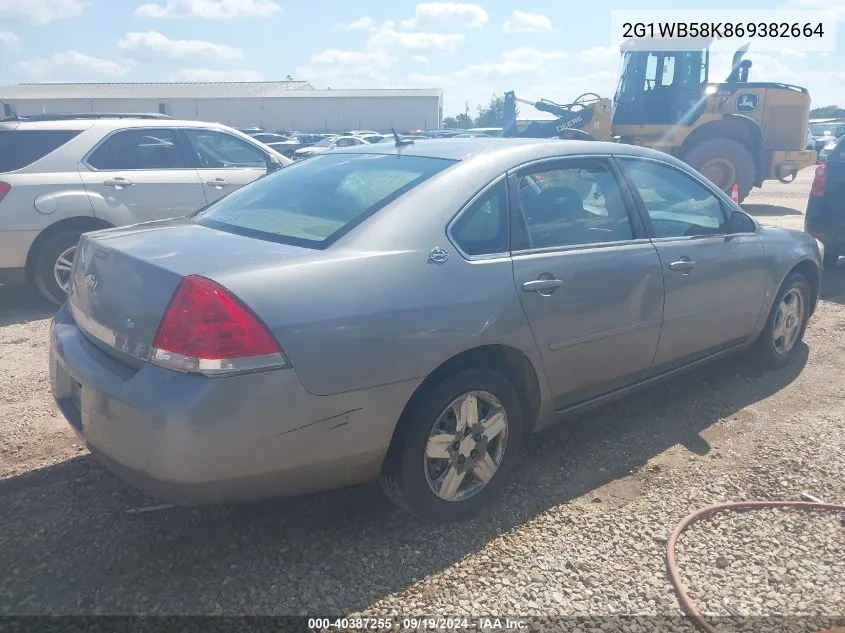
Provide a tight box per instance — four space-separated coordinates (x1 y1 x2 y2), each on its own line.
752 272 811 368
379 368 524 523
822 248 840 271
33 230 84 305
684 138 755 203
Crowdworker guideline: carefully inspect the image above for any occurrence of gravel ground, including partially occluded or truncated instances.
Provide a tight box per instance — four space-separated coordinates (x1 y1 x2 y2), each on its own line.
1 168 843 631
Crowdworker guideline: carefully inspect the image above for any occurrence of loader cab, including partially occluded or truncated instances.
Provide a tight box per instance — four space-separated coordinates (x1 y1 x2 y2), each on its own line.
612 43 710 127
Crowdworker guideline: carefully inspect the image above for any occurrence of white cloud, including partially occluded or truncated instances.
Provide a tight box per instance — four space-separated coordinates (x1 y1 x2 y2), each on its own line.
454 47 568 78
118 31 243 60
333 16 376 31
310 48 390 67
778 0 845 21
170 68 264 81
401 2 488 30
135 0 281 19
298 47 396 89
368 27 464 52
294 64 389 89
18 50 131 79
0 0 87 24
412 55 430 65
0 31 20 47
577 45 620 66
503 10 553 33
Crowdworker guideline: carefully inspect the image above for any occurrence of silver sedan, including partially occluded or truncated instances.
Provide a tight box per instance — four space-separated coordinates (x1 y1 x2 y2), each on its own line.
50 138 822 523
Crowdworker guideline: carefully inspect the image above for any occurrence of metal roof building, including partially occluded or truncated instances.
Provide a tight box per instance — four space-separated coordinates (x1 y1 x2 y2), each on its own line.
0 82 444 133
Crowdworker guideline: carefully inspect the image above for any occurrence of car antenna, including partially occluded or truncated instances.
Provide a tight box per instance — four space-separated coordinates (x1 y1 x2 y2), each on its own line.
392 128 414 148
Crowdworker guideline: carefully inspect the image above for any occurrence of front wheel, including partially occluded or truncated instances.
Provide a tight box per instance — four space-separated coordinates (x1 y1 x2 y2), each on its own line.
379 368 524 523
33 230 83 305
752 273 811 368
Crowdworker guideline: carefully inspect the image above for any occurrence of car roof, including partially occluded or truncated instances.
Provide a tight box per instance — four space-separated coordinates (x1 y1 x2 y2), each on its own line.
327 136 685 165
0 118 237 132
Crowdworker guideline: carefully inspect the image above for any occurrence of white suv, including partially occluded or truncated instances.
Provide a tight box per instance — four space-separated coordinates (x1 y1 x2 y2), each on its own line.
0 114 292 304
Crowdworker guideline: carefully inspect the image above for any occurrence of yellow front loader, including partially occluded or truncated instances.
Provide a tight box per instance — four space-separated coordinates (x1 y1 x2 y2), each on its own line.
501 38 817 203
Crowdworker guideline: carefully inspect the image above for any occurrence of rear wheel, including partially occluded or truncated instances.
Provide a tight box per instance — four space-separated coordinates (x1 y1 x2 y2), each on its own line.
33 230 83 305
752 273 811 368
379 368 524 523
684 138 755 203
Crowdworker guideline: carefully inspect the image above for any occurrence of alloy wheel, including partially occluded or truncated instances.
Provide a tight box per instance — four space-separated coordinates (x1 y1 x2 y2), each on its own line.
772 288 805 355
53 246 77 294
423 390 508 502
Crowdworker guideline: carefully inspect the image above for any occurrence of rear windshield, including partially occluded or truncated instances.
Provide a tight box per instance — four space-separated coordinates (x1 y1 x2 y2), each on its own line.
194 152 456 247
0 129 82 172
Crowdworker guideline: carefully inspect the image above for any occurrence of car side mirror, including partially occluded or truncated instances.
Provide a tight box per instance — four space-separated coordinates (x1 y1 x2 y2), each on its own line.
729 210 756 234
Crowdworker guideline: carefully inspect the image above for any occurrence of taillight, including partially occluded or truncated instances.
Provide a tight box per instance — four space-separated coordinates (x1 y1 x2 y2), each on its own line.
0 182 10 203
150 275 289 376
811 164 827 197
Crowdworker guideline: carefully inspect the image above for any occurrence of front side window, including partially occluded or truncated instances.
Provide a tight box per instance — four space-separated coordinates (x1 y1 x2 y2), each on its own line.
194 153 455 247
87 129 185 170
0 129 82 172
184 129 267 168
619 158 728 238
516 159 634 249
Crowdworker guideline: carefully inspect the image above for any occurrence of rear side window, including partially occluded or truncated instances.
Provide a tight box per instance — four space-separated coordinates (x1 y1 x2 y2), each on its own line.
0 130 81 172
194 153 455 247
87 129 185 170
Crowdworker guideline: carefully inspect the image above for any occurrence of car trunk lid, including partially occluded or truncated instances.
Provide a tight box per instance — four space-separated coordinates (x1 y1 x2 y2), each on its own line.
68 218 313 366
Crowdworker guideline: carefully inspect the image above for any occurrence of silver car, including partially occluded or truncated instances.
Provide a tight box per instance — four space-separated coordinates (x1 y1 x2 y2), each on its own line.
49 138 822 523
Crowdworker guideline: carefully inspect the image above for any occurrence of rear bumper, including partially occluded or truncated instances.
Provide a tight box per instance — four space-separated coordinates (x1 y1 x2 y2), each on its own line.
0 229 38 271
49 305 418 505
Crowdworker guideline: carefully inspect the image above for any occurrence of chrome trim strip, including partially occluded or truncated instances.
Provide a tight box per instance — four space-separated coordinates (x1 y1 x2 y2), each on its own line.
68 298 117 347
149 347 291 377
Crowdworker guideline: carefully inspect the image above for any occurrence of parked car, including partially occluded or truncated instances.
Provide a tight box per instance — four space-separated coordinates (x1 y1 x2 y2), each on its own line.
806 134 845 270
0 114 291 304
358 134 386 144
50 138 821 523
292 134 370 159
250 133 302 157
808 118 845 160
817 137 838 164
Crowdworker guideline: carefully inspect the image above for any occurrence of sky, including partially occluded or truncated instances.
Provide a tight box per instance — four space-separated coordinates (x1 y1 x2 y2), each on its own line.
0 0 843 118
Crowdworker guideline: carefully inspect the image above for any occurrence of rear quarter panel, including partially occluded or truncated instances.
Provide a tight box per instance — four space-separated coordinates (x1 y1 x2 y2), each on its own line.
756 225 823 317
0 171 95 232
209 152 544 398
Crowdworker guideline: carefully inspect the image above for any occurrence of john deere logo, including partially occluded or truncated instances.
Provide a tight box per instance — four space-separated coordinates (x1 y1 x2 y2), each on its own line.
736 93 758 113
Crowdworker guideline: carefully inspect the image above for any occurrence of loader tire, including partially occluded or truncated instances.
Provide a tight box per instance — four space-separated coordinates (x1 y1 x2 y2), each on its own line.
684 138 755 203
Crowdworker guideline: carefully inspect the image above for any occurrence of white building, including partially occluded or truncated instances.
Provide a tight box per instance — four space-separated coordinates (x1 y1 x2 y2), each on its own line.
0 81 444 133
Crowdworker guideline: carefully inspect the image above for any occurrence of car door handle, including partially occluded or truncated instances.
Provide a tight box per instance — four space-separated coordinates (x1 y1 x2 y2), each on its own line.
103 177 133 188
522 278 564 293
668 258 697 272
206 178 229 187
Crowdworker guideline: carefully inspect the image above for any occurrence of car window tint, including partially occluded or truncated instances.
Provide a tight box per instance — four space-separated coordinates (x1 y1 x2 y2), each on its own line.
0 130 82 172
620 158 728 237
88 129 185 170
184 129 267 168
194 153 455 247
517 160 634 249
450 180 509 256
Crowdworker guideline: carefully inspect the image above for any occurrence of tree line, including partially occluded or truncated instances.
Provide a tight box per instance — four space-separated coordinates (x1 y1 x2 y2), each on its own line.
810 106 845 119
